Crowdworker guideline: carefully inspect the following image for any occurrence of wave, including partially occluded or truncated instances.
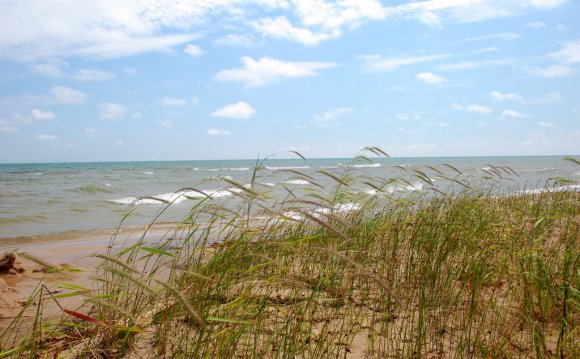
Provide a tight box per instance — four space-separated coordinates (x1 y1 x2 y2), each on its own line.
228 167 250 171
141 171 154 175
73 184 114 194
111 187 236 206
515 167 555 173
314 203 361 215
352 163 381 168
284 179 310 185
398 182 424 192
208 175 233 180
363 182 423 196
518 184 580 195
265 165 310 170
0 214 50 225
203 167 251 172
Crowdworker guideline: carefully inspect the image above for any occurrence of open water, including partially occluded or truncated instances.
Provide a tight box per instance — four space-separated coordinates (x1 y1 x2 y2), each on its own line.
0 156 578 244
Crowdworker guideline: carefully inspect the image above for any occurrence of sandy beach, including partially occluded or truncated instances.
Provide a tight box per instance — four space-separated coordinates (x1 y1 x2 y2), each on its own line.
0 230 171 334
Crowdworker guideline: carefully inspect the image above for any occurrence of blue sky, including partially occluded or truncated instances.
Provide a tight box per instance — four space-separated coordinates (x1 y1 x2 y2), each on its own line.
0 0 578 163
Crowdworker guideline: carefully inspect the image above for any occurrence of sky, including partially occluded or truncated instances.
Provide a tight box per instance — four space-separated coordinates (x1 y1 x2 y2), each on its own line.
0 0 578 163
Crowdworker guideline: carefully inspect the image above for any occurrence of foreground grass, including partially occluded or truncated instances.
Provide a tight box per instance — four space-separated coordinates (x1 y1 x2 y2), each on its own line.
1 156 578 358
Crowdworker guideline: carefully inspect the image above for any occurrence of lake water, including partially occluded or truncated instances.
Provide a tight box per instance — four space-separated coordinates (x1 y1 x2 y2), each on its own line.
1 155 578 245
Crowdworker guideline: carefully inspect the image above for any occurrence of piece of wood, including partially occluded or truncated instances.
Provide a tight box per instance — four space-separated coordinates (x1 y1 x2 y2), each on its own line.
0 253 16 272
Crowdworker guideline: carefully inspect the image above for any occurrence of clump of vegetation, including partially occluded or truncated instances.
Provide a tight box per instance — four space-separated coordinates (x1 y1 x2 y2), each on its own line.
1 150 578 358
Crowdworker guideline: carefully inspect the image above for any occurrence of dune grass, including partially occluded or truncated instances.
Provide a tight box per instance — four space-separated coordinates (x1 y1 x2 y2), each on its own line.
1 151 578 358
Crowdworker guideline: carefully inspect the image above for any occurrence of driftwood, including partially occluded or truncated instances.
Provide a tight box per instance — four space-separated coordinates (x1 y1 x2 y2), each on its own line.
0 253 16 272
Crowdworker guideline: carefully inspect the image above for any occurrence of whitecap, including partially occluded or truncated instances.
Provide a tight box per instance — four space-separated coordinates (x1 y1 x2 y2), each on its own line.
519 184 580 195
111 193 182 206
142 171 154 175
398 182 423 192
352 163 381 168
204 189 234 198
111 187 235 205
281 211 304 221
284 179 310 185
228 167 250 171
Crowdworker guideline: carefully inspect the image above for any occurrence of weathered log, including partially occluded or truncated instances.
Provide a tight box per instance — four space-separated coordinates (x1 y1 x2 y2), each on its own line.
0 253 16 272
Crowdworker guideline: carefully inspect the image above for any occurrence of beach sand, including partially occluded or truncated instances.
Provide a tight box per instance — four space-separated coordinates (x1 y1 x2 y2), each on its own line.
0 230 170 335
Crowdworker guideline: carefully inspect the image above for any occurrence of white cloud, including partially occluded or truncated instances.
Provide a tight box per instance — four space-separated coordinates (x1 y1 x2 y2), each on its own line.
211 102 256 119
456 33 520 43
0 1 569 62
0 120 18 133
73 69 115 81
36 134 59 141
29 63 64 77
416 72 448 85
538 121 555 127
530 0 567 10
84 128 99 133
527 65 575 78
363 54 449 72
314 107 353 124
527 92 563 104
184 44 203 57
466 105 493 114
253 16 334 45
396 113 422 120
214 56 337 88
292 0 386 31
31 109 54 120
437 59 513 71
49 86 86 104
161 97 187 107
0 1 203 60
490 90 524 102
160 119 172 127
502 110 526 118
418 12 442 29
99 102 127 120
551 39 580 64
123 68 137 76
207 128 231 136
215 34 255 47
394 1 566 24
526 21 547 29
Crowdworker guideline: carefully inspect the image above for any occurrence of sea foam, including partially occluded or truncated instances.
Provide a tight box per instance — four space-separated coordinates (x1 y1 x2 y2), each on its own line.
352 163 381 168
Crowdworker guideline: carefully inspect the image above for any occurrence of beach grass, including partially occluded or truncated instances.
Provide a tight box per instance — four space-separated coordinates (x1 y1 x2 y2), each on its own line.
0 151 578 358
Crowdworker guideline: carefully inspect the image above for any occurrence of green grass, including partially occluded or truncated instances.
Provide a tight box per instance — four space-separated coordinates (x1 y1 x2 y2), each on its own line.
1 152 578 358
